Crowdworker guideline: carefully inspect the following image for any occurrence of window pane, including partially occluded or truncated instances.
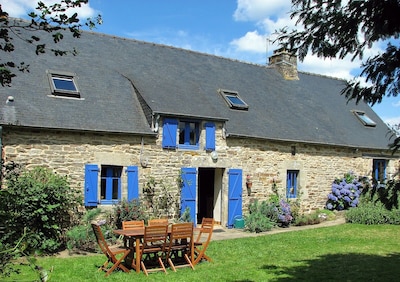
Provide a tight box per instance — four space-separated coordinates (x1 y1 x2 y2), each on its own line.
53 77 77 91
359 114 375 126
354 111 376 126
189 122 197 145
219 90 248 110
286 170 298 198
179 122 185 144
227 95 246 105
112 179 119 199
373 159 386 183
100 179 106 199
100 166 122 202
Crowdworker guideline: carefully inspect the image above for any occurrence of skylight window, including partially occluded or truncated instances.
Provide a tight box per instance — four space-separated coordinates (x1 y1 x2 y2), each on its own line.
53 77 77 92
219 89 248 110
353 111 376 127
47 70 80 98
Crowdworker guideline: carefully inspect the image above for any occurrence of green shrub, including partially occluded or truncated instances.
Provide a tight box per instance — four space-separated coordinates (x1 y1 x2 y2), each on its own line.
0 242 16 278
345 178 400 225
244 211 275 233
0 166 81 254
244 200 275 232
66 208 103 251
386 209 400 224
345 201 400 224
294 213 322 226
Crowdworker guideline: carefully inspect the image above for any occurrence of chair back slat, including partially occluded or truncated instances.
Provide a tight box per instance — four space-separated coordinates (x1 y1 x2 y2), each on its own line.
171 222 193 241
195 217 214 243
143 225 169 246
148 218 168 226
122 220 145 230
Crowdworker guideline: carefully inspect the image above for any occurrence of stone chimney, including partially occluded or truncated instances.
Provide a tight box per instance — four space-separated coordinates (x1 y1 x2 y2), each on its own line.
268 48 299 80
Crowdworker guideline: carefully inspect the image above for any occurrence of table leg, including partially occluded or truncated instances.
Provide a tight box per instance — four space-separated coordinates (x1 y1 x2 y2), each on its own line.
135 237 141 273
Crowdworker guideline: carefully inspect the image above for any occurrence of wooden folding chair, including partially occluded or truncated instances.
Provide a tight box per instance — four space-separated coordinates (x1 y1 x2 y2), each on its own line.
148 218 168 226
139 225 168 276
166 222 195 272
122 220 145 248
91 223 130 277
193 218 214 266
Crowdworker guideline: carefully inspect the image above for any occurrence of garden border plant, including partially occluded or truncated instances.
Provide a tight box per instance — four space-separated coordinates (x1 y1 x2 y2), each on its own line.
244 194 294 233
345 176 400 225
0 164 82 254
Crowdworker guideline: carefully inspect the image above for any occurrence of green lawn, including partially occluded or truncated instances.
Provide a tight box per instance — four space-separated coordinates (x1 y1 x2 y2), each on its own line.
5 224 400 281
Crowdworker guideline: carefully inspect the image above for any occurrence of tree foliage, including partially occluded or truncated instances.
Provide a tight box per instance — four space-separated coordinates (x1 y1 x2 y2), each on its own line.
276 0 400 152
0 0 101 87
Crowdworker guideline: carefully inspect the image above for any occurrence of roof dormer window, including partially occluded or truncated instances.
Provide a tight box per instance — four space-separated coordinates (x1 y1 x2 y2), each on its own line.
219 89 249 110
47 70 80 98
353 110 376 127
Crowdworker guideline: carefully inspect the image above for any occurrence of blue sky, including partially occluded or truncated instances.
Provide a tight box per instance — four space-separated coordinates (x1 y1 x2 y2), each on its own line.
3 0 399 127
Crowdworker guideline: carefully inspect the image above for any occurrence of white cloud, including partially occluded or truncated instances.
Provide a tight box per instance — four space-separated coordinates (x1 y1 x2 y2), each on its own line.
230 0 390 82
230 30 266 53
392 100 400 107
0 0 96 19
300 55 360 80
233 0 291 22
385 116 400 127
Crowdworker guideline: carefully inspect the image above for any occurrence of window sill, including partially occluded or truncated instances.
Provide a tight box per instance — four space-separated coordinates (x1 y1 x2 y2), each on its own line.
177 144 200 150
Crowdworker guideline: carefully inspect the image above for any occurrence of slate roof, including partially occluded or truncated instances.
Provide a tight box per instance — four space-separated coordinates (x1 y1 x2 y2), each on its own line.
0 18 393 149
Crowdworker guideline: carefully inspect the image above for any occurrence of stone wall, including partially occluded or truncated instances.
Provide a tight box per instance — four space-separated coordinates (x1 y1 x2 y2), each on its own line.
1 125 398 221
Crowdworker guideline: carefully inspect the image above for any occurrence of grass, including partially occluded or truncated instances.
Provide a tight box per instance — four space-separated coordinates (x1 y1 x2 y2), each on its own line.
4 224 400 281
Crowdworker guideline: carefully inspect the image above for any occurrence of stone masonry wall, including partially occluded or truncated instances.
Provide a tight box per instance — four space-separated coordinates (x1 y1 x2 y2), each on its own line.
2 125 398 221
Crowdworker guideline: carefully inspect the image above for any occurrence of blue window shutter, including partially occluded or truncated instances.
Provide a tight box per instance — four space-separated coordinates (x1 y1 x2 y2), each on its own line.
84 164 99 207
180 167 197 225
126 166 139 201
227 169 242 228
162 118 178 149
205 122 216 151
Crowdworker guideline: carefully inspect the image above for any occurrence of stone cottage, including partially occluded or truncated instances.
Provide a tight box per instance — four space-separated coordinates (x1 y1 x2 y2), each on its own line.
1 18 398 227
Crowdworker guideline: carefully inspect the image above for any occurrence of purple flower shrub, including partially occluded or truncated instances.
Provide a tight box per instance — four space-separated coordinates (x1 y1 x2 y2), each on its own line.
326 172 366 211
278 199 293 227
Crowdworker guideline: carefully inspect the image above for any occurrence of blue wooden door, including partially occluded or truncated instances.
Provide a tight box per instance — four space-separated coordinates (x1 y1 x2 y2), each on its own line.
84 164 99 207
228 169 242 228
180 167 197 224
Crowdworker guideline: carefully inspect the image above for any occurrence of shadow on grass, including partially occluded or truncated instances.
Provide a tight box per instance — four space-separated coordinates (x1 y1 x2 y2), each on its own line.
262 252 400 281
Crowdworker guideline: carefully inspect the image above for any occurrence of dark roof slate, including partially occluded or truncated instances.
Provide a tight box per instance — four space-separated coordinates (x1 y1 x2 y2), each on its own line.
0 19 393 149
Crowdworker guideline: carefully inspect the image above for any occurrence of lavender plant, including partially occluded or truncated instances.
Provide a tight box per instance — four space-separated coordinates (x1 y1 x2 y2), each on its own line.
326 172 367 211
278 199 293 227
